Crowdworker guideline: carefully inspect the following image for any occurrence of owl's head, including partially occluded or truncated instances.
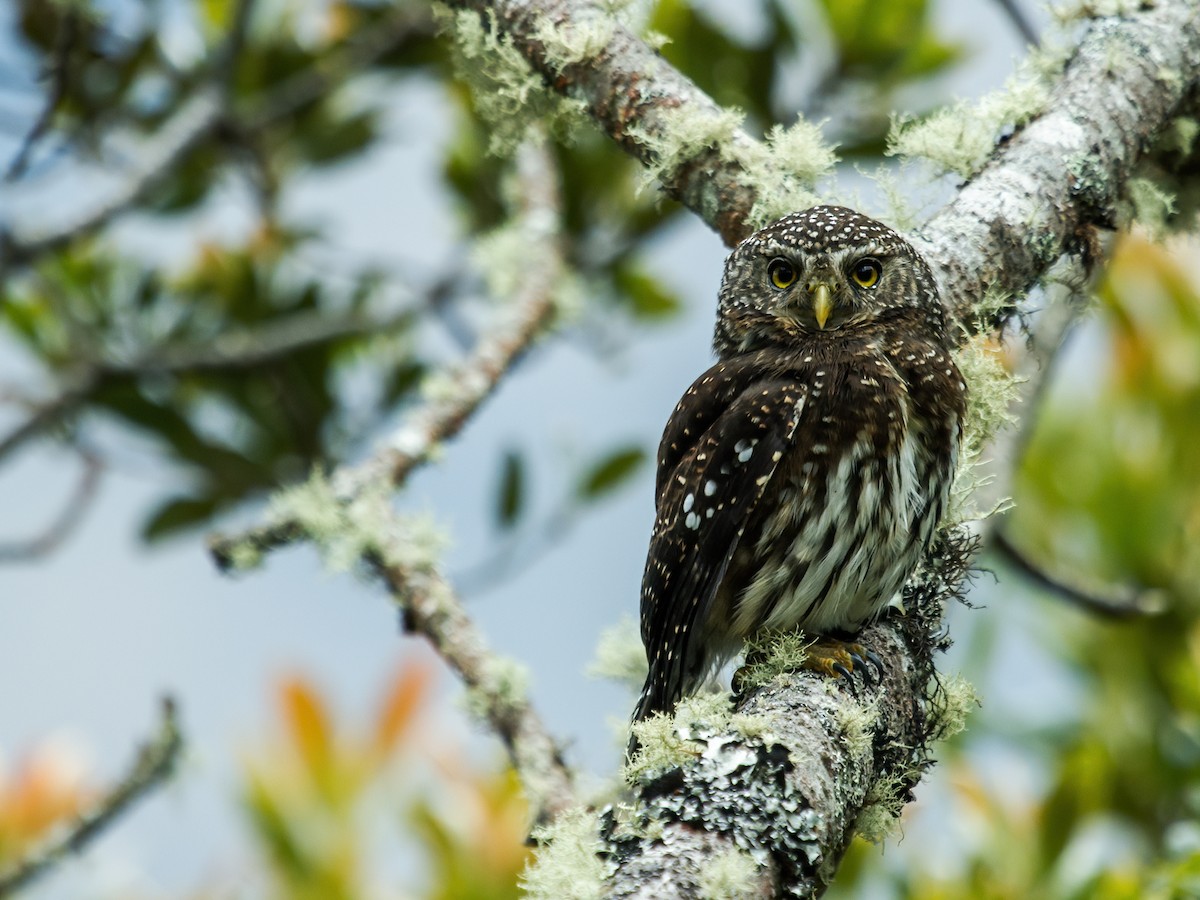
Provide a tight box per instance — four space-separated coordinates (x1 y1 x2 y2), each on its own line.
714 206 945 358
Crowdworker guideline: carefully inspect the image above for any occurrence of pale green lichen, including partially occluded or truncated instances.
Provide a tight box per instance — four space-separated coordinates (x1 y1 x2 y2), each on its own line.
633 106 836 224
587 615 647 691
438 7 587 155
633 105 745 188
927 673 979 741
735 630 814 689
522 806 611 900
266 469 450 576
1124 176 1177 237
533 12 614 68
462 656 531 723
946 335 1021 525
624 692 732 782
888 67 1051 179
741 120 838 228
854 772 911 843
834 695 880 762
697 847 763 900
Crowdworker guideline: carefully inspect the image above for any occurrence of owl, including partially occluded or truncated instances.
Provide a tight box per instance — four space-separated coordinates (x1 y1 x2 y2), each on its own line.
631 206 967 729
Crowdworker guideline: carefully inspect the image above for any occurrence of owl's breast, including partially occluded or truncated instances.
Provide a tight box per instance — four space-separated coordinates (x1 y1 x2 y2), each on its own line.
724 343 956 637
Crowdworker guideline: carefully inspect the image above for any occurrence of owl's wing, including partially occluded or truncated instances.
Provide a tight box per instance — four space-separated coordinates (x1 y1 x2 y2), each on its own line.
635 368 808 722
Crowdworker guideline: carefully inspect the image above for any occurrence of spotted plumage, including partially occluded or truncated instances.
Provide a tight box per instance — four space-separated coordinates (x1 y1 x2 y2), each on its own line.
632 206 967 728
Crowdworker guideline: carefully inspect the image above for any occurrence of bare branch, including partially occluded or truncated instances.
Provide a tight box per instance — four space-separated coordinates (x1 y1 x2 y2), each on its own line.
0 447 102 562
0 5 434 270
0 698 183 898
0 86 226 266
990 528 1163 618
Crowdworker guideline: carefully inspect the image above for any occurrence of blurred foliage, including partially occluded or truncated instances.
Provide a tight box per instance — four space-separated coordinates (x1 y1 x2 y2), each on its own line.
0 742 93 865
243 664 529 899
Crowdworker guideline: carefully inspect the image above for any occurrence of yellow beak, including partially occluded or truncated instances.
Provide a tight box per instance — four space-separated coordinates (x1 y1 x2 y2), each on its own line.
811 283 833 329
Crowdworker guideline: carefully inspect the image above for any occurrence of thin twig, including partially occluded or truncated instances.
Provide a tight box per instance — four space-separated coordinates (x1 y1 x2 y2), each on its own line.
209 136 576 821
990 528 1161 618
372 545 576 823
992 0 1040 47
210 138 565 567
0 5 434 270
0 447 102 562
0 307 413 466
5 10 77 182
0 698 184 898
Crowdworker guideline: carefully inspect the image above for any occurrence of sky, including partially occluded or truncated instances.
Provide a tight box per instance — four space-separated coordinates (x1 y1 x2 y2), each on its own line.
0 1 1063 895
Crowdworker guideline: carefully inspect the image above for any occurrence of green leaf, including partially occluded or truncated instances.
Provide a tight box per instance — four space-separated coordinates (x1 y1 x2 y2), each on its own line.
494 449 525 529
613 264 681 321
577 446 646 500
141 494 220 541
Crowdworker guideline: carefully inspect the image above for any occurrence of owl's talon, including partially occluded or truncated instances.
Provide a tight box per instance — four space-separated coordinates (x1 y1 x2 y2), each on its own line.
798 637 879 690
863 648 885 683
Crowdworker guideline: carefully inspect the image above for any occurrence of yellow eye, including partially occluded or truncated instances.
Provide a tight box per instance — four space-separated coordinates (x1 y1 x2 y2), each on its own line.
850 258 882 289
768 258 797 290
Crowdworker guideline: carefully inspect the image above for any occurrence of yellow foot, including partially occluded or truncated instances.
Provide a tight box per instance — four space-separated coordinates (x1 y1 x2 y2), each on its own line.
732 633 883 697
802 637 883 684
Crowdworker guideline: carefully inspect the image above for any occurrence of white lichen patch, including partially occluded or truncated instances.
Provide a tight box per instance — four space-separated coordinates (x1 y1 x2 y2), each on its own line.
697 847 763 900
522 806 613 900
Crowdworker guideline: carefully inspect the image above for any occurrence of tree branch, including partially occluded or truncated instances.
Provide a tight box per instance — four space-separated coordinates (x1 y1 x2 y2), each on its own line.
209 138 564 566
0 698 183 898
372 540 577 824
209 136 577 822
916 0 1200 330
441 0 771 245
603 533 975 898
0 446 102 562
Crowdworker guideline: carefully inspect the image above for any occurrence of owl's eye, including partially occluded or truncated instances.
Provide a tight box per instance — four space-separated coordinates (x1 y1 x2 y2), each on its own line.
850 258 882 289
767 258 798 290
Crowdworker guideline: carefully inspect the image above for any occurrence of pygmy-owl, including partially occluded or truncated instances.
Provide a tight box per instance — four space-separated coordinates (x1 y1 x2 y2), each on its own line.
631 205 967 728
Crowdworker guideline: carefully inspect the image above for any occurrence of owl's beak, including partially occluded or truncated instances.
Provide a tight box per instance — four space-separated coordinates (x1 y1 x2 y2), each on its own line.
810 282 833 329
